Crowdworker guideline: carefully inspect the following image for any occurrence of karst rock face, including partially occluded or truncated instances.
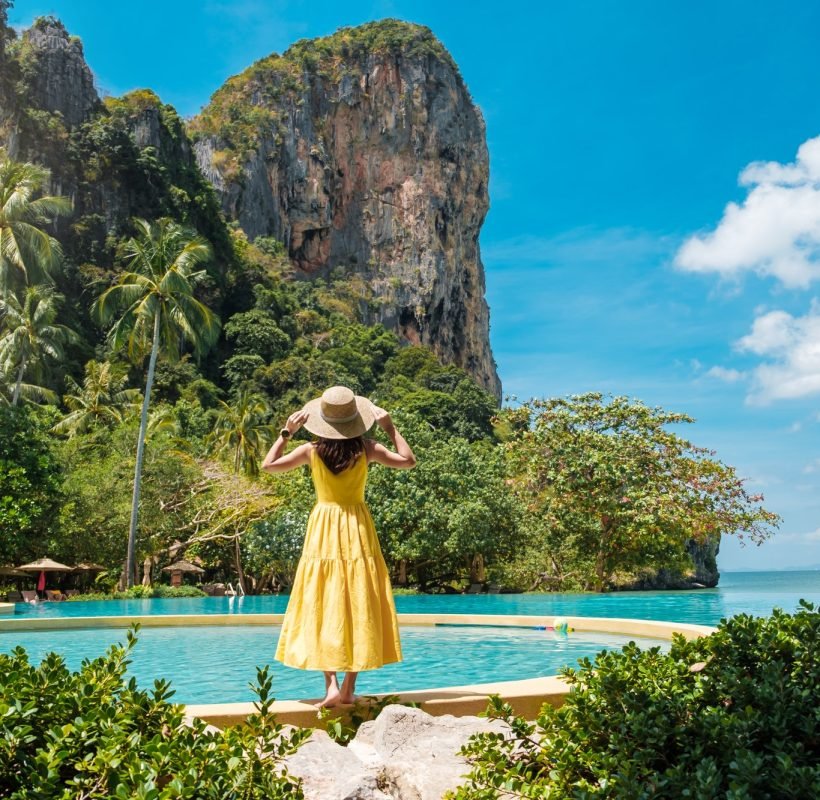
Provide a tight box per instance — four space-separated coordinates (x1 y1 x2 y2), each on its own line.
19 19 99 129
191 22 501 398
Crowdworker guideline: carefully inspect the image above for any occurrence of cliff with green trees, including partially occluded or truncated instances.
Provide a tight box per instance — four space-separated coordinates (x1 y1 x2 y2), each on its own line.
0 3 778 592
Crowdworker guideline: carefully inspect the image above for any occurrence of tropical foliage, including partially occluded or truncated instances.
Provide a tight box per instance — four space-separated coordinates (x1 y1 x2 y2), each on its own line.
496 394 779 591
0 151 69 290
0 626 309 798
93 217 220 586
451 601 820 799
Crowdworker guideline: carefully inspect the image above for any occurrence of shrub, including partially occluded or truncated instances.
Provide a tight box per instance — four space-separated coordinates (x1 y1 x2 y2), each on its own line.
67 585 207 601
0 627 309 798
451 602 820 799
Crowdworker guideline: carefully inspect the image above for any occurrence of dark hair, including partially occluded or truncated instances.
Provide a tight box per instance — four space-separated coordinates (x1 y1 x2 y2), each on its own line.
314 436 365 474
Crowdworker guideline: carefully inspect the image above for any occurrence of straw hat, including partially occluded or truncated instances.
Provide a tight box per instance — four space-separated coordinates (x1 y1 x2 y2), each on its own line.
302 386 375 440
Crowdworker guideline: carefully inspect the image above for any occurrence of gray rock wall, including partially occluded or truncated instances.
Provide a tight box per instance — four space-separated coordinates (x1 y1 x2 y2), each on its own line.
192 33 501 398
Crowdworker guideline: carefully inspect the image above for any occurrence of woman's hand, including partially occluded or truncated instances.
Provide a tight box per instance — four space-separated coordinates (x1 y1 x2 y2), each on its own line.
371 404 395 434
285 409 309 435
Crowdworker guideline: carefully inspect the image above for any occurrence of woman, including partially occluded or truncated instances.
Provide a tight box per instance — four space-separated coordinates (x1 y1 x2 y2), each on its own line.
261 385 416 708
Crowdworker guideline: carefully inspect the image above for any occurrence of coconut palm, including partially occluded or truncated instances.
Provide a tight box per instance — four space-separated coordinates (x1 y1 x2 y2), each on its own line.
207 389 275 477
93 218 220 586
0 284 76 405
0 151 71 290
52 360 141 436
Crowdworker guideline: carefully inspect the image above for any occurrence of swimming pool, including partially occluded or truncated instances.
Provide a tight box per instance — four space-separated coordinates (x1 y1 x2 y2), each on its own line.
0 622 670 704
2 571 814 707
9 570 819 625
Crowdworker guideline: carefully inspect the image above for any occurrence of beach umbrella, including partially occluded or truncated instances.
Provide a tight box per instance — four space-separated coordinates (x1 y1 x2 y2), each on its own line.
0 566 29 577
72 563 106 572
17 558 72 592
17 558 73 571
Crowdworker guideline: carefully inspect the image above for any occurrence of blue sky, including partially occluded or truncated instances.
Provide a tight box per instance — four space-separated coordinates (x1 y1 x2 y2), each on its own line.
11 0 820 570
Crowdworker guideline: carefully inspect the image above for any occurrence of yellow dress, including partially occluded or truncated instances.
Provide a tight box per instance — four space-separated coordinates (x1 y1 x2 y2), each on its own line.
275 447 402 671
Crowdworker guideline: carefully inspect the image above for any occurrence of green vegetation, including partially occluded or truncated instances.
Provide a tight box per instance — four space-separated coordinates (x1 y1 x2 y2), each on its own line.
496 395 779 592
451 602 820 799
66 585 206 601
0 153 70 289
0 627 309 798
93 217 220 587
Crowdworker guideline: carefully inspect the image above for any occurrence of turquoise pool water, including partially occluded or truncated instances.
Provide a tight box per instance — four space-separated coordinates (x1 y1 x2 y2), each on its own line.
2 571 817 703
10 570 820 625
0 624 669 704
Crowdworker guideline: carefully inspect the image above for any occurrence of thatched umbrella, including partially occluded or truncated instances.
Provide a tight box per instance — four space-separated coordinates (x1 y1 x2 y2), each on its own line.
162 559 205 587
17 558 72 593
73 563 106 572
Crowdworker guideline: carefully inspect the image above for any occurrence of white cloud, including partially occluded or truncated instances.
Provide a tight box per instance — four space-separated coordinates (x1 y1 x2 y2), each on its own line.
705 365 745 383
736 302 820 403
808 528 820 542
675 136 820 288
802 459 820 475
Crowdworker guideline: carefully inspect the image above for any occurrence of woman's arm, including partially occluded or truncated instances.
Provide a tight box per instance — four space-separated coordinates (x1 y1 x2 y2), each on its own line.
367 406 416 469
261 410 311 473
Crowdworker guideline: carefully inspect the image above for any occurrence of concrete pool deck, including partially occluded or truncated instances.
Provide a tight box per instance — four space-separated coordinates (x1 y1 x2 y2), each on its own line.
0 611 715 727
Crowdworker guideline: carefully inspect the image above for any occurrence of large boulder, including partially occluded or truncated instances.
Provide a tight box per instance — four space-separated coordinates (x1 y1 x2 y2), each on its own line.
283 705 507 800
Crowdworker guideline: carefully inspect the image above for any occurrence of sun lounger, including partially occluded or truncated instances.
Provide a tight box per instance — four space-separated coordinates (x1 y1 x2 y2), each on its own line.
45 589 66 601
6 591 22 602
21 590 38 603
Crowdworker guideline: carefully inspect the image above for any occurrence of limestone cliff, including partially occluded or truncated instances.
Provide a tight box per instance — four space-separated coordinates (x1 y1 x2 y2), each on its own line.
190 21 501 398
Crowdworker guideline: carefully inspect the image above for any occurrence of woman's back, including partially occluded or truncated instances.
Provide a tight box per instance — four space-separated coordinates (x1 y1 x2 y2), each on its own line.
310 447 367 505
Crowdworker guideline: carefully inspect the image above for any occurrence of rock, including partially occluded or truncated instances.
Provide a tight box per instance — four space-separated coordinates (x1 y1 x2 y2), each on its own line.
358 705 505 799
191 21 501 398
0 16 500 398
281 705 505 799
21 18 100 127
284 729 374 800
618 535 720 590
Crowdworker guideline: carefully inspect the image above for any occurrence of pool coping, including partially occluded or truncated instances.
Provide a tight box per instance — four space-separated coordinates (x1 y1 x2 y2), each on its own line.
0 602 13 615
0 611 715 727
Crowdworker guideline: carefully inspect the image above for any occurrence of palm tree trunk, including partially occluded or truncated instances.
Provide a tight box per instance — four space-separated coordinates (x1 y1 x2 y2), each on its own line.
126 313 161 588
234 535 248 595
11 354 27 406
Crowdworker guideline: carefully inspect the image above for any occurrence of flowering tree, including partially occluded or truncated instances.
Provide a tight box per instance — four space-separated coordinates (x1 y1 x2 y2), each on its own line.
504 394 779 592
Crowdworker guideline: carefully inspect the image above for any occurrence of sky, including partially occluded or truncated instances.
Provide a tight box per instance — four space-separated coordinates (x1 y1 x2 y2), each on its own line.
10 0 820 571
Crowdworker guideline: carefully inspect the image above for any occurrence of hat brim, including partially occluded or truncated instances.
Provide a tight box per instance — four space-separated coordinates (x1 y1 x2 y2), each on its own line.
301 395 376 440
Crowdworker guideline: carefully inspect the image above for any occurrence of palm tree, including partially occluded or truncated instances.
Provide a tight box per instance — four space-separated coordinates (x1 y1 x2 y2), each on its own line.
0 284 76 405
52 360 141 436
207 389 275 477
93 218 220 587
0 151 71 291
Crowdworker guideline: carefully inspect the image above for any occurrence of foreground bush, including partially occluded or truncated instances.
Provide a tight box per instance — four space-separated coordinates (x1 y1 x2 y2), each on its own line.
452 602 819 799
0 627 309 798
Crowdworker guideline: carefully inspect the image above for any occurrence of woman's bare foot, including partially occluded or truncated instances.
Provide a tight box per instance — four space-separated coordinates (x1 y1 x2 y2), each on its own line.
314 687 343 709
315 670 342 708
338 692 361 705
